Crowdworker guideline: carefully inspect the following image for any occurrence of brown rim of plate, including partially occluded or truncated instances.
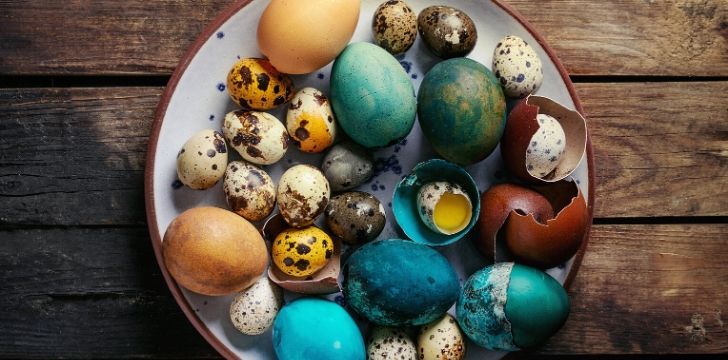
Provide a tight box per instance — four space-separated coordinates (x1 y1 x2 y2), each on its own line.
144 0 596 358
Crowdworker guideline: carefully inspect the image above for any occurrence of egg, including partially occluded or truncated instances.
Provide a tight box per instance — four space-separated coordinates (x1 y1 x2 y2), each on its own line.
222 161 275 221
417 58 506 165
176 129 228 190
526 114 567 178
417 6 477 58
277 164 331 227
229 276 284 335
223 110 289 166
162 207 267 296
330 42 417 148
325 191 386 245
492 35 543 98
417 181 473 236
257 0 360 74
321 142 374 192
418 314 466 360
271 226 334 278
226 58 294 110
368 326 418 360
456 263 570 350
286 87 336 153
372 0 418 55
343 239 460 326
273 297 366 360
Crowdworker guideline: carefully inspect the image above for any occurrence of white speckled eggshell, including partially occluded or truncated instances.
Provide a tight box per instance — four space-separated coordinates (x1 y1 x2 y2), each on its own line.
286 87 336 153
416 181 471 235
277 164 331 228
223 161 276 222
229 276 284 336
223 110 289 165
492 35 543 98
418 314 466 360
176 129 228 190
368 326 418 360
526 113 567 178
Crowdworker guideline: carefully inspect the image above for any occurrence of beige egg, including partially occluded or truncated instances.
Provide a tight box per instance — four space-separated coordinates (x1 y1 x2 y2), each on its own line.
277 164 330 228
229 276 284 335
223 110 289 165
418 314 466 360
223 161 276 222
368 326 418 360
286 87 336 153
372 0 418 55
492 35 543 98
525 113 567 178
176 129 228 190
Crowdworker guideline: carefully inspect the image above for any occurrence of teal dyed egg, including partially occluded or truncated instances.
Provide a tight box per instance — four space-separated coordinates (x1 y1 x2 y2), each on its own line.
417 58 506 165
330 42 417 148
343 239 460 326
456 263 569 350
272 297 365 360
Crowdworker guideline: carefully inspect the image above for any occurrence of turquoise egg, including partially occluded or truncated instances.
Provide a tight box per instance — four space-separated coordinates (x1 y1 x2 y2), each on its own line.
417 57 506 165
343 239 460 326
456 263 570 350
272 297 365 360
330 42 417 148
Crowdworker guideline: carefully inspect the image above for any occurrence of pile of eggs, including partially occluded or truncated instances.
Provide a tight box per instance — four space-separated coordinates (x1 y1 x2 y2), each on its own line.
162 0 590 359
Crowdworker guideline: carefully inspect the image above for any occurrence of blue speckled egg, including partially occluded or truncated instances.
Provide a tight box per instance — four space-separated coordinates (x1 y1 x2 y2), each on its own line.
343 239 460 326
456 263 569 350
330 42 417 148
272 297 365 360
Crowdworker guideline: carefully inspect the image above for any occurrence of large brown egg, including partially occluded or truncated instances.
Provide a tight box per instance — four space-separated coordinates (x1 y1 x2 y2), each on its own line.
162 207 268 296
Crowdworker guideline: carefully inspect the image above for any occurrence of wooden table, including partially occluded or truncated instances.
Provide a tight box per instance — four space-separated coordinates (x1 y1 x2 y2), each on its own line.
1 0 726 358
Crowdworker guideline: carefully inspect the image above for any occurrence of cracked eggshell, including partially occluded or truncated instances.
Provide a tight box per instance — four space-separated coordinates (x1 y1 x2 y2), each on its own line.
277 164 331 228
416 181 473 235
223 161 276 222
176 129 228 190
367 326 418 360
325 191 386 245
418 313 466 360
417 5 477 58
492 35 543 98
501 95 587 183
223 110 289 165
286 87 336 153
226 58 293 110
229 276 284 335
372 0 418 55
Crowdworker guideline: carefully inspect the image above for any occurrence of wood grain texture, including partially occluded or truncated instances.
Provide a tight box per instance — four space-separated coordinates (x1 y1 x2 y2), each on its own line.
0 1 725 76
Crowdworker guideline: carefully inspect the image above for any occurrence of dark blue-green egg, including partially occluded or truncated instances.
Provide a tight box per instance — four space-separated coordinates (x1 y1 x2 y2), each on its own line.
272 297 365 360
417 57 506 165
456 263 569 350
330 42 417 148
343 239 460 326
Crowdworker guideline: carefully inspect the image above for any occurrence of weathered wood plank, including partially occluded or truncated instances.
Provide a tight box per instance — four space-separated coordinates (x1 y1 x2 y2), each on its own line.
0 1 725 76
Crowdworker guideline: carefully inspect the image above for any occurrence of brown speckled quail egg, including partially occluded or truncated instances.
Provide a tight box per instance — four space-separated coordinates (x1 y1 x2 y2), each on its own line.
229 276 284 335
321 142 374 192
368 326 418 360
325 191 386 245
492 35 543 98
372 0 418 55
286 87 337 153
277 164 331 228
526 114 567 178
417 181 473 235
418 314 466 360
223 110 289 165
417 6 478 58
223 161 276 222
176 129 228 190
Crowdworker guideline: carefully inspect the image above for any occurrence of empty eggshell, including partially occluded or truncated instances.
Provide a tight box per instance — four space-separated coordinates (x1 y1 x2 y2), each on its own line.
223 161 276 222
229 276 284 335
176 129 228 190
492 35 543 98
223 110 289 166
286 87 337 153
372 0 418 55
368 326 418 360
418 314 466 360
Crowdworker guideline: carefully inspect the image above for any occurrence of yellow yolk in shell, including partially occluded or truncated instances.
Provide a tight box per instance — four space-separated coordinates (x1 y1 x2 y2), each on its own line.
433 192 471 233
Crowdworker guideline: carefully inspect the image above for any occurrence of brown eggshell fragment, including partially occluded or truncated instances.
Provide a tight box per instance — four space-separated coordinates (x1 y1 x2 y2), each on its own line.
501 95 587 183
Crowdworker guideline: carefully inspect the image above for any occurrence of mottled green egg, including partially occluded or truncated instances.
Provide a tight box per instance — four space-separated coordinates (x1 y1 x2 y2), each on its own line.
417 58 506 165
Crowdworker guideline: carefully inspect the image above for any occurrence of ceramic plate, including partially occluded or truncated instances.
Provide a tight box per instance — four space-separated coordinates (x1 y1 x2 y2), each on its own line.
145 0 595 358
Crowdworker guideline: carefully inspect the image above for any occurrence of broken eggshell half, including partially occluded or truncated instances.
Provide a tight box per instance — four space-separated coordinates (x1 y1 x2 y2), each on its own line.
475 179 587 269
501 95 587 183
261 213 341 294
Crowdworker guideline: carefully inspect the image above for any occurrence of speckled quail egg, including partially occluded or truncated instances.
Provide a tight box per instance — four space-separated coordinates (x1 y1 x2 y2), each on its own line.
418 314 466 360
417 181 473 235
277 164 331 228
223 161 276 222
492 35 543 98
286 87 336 153
229 276 284 335
223 110 289 165
226 58 294 110
417 6 477 58
176 129 228 190
272 226 334 278
321 142 374 192
368 326 418 360
372 0 418 55
325 191 386 245
526 114 567 178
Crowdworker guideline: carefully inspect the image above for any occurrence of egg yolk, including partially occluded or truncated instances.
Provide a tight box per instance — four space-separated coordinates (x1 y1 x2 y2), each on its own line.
433 192 471 233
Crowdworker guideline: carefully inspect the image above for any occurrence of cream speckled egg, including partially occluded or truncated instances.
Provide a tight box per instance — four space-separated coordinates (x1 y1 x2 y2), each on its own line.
223 161 276 222
176 129 228 190
229 276 284 335
368 326 418 360
417 181 473 235
526 113 567 178
418 314 466 360
277 164 331 228
223 110 289 165
372 0 418 55
492 35 543 98
286 87 336 153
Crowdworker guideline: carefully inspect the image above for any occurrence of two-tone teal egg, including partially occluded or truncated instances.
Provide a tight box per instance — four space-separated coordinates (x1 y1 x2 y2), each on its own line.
343 239 460 326
330 42 417 148
456 263 570 350
417 57 506 165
